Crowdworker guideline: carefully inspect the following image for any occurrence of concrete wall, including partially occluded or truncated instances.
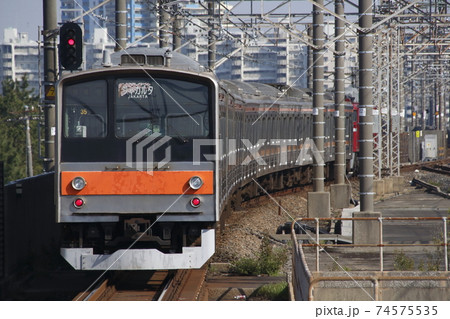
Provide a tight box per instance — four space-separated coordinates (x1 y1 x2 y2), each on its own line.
3 173 59 278
292 233 311 301
292 241 450 301
310 271 450 301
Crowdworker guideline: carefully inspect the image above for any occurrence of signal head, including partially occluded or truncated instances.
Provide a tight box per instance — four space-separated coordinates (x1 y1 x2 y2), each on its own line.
60 22 83 70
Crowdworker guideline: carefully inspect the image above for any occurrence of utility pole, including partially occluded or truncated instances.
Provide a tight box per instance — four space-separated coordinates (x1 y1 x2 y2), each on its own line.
25 106 33 177
115 0 127 51
330 0 351 209
42 0 57 172
307 0 330 218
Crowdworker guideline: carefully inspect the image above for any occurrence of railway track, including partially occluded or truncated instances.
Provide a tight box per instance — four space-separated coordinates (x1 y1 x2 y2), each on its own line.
160 267 208 301
73 271 172 301
401 158 450 173
421 164 450 176
411 178 450 199
73 267 208 301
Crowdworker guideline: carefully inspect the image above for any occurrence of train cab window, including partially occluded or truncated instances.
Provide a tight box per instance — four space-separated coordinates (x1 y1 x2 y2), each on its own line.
115 77 210 138
63 80 107 138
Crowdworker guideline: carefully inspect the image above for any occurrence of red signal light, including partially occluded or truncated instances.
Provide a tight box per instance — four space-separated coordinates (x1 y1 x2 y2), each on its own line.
60 22 82 70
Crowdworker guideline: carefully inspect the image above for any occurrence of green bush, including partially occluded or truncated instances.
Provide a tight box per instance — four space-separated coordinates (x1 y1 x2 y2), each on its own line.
393 250 414 271
231 237 288 276
231 257 260 275
252 282 289 301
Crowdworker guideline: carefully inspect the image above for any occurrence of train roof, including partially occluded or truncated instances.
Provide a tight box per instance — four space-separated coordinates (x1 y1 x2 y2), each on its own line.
100 47 210 74
220 80 282 98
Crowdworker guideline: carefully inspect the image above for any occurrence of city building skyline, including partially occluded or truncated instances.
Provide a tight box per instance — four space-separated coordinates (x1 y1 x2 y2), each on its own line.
0 28 41 95
0 1 358 100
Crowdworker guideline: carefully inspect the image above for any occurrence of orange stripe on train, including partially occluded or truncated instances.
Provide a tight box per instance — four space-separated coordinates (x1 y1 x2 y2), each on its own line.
61 171 214 195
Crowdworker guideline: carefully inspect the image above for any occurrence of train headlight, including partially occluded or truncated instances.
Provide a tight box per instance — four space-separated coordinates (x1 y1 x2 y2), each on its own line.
71 176 86 191
189 176 203 190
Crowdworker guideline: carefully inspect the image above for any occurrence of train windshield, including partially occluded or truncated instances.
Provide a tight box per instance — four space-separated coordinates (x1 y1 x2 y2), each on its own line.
63 80 107 138
115 77 210 138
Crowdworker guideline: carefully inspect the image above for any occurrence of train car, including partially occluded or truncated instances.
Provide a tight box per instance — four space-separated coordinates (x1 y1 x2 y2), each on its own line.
217 82 356 206
56 48 357 270
57 48 218 270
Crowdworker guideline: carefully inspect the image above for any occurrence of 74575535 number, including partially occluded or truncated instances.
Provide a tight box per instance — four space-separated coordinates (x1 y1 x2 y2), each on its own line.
376 306 438 316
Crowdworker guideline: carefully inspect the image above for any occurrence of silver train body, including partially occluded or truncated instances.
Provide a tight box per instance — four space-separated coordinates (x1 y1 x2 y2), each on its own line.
56 48 356 270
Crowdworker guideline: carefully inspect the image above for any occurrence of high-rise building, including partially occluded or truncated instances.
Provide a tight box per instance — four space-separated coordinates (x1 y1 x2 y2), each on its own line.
0 28 41 95
60 0 157 44
180 4 309 88
84 28 115 69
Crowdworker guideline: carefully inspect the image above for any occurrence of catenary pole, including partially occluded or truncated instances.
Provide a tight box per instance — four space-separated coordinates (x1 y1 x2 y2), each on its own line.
115 0 127 51
43 0 57 171
159 0 170 48
208 1 216 70
173 4 182 50
312 0 325 192
334 0 345 185
358 0 375 212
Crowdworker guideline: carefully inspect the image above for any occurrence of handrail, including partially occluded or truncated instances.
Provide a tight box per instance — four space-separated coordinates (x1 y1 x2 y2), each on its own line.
291 216 449 273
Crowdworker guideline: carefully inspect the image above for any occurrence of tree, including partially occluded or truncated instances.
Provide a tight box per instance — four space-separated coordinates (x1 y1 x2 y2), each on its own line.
0 76 42 183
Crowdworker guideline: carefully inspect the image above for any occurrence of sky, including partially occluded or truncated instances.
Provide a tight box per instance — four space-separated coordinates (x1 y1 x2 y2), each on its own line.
0 0 53 42
0 0 315 43
0 1 356 43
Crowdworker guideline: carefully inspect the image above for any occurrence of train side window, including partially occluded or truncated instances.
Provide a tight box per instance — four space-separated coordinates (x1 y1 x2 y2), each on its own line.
63 80 107 138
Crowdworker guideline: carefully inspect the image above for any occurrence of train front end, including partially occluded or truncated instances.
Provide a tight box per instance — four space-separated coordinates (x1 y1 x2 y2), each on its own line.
56 60 218 270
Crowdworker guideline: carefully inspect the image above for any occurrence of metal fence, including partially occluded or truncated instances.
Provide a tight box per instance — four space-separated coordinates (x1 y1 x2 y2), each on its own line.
291 216 450 301
292 217 449 272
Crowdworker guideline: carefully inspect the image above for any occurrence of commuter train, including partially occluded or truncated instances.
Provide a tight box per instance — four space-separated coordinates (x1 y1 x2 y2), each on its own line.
57 48 358 270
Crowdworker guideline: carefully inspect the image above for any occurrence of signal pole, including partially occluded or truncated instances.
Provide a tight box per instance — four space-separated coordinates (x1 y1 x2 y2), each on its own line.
43 0 57 171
